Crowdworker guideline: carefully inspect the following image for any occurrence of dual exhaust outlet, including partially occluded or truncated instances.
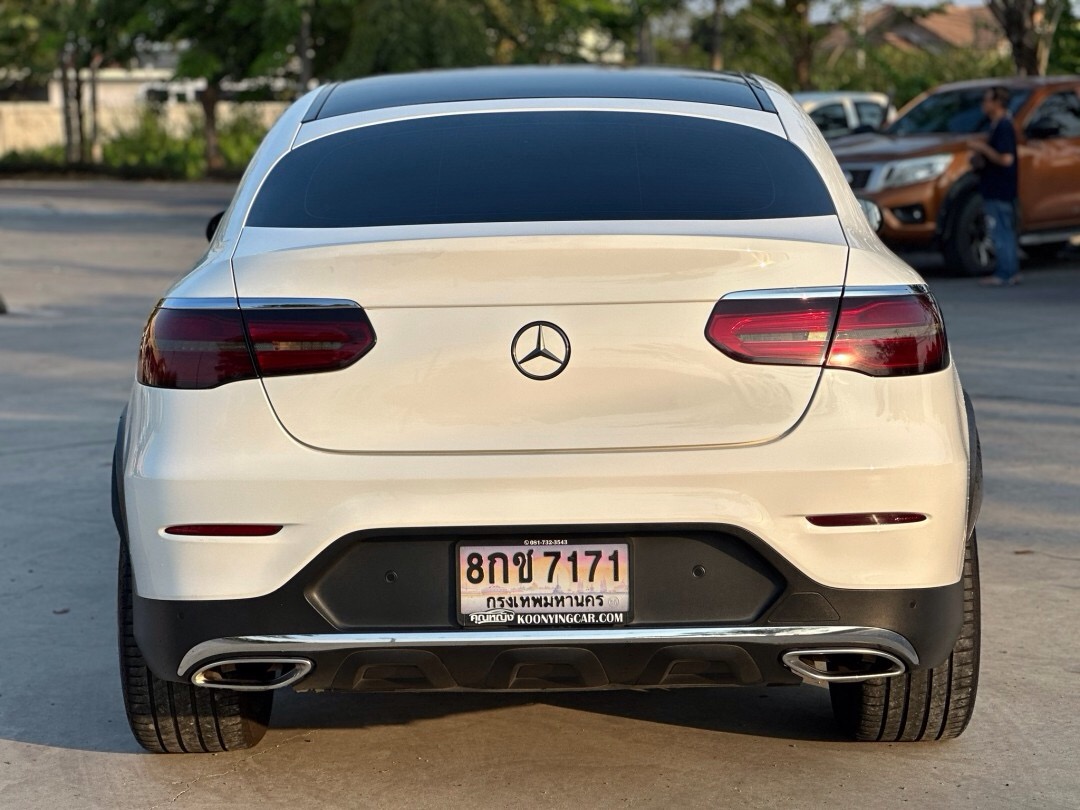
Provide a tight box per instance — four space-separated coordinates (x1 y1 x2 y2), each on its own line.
190 648 907 691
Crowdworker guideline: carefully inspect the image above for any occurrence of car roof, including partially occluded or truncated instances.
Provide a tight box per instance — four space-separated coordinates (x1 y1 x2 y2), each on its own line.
931 75 1080 93
307 66 775 121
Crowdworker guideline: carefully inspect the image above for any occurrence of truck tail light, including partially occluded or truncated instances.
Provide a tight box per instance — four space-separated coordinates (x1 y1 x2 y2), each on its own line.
705 288 947 377
138 301 376 389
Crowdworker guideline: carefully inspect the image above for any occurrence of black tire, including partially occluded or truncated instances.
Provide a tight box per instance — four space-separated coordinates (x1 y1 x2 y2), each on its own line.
118 546 273 753
1023 241 1069 263
942 194 995 276
829 531 980 741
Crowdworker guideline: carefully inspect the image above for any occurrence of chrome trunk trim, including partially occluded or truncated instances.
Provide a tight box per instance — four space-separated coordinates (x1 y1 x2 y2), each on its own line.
179 625 918 678
720 284 926 301
160 296 360 310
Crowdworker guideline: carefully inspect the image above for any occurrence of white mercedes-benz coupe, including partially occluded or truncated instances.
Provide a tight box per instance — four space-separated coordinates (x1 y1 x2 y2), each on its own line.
114 67 981 753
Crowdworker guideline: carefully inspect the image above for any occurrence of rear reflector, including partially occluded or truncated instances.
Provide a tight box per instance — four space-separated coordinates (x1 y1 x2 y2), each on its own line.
164 524 283 536
706 289 947 377
138 302 376 389
806 513 926 527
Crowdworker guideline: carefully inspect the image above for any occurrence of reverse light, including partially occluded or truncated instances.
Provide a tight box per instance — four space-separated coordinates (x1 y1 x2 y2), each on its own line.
705 287 947 377
138 300 376 389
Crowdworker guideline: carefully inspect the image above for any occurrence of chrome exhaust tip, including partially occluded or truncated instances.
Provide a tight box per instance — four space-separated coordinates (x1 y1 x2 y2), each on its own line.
781 648 906 687
191 658 313 691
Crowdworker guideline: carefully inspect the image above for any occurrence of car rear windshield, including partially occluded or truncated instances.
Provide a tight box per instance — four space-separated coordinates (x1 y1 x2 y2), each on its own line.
247 112 836 228
887 88 1030 135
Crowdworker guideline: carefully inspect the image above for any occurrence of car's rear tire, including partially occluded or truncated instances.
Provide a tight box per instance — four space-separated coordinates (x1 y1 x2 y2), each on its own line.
118 546 273 753
943 194 995 276
829 531 980 741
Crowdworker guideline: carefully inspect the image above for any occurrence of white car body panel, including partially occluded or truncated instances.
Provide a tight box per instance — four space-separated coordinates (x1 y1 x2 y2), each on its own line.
123 362 967 601
232 232 848 452
122 73 971 610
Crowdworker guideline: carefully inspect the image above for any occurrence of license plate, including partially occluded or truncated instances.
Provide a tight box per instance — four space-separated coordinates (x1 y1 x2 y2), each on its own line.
457 540 631 628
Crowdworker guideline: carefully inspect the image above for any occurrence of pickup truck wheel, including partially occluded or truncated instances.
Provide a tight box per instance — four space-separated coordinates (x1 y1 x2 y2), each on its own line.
943 194 995 276
118 545 273 753
829 531 980 741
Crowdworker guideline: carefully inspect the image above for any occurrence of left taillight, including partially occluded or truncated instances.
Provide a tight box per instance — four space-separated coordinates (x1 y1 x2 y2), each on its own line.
138 302 376 390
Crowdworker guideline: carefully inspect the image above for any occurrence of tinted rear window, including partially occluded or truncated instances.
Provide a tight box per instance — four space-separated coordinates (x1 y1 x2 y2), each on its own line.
248 112 835 228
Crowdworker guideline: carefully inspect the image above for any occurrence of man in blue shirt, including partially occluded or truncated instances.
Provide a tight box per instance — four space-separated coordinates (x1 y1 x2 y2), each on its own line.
968 86 1019 286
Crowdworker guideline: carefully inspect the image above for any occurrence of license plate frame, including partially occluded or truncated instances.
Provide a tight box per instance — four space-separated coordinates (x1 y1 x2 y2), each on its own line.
456 539 632 628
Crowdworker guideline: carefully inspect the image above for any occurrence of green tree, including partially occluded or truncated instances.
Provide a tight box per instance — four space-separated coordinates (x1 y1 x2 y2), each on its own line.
323 0 633 77
1 1 133 162
1048 1 1080 73
0 2 55 95
988 0 1068 75
116 0 296 172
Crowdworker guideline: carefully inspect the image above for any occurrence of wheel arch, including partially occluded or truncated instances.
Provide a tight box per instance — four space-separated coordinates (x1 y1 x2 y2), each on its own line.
936 172 981 246
963 390 983 540
112 406 129 544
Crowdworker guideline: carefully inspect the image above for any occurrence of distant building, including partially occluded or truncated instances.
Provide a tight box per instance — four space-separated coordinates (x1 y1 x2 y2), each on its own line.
821 3 1011 61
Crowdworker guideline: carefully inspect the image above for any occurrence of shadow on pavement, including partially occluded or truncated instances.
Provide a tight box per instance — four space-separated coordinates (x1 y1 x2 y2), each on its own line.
267 682 845 743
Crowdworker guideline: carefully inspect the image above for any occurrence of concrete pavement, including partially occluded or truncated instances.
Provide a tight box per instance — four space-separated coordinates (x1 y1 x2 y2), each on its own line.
0 180 1077 809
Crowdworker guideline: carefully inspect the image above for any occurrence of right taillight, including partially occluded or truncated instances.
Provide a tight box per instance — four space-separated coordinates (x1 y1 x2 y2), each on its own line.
138 300 376 389
706 287 947 377
827 293 947 376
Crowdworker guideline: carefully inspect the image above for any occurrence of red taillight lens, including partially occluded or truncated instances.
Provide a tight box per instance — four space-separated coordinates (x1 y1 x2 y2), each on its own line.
827 295 947 376
705 297 838 366
705 289 947 377
138 304 376 389
138 309 257 389
244 308 375 377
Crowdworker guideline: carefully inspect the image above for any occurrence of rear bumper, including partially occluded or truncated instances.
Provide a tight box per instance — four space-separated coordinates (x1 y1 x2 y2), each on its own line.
176 626 919 692
133 524 964 688
121 365 972 601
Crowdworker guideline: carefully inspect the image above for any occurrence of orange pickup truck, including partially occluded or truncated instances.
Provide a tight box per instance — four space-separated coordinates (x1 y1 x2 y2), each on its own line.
831 76 1080 274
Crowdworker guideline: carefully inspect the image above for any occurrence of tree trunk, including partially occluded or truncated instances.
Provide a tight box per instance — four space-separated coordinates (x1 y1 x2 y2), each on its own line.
637 17 653 65
60 52 78 165
89 54 101 163
74 64 88 164
989 0 1064 76
786 0 814 90
200 82 224 174
298 5 313 96
709 0 724 71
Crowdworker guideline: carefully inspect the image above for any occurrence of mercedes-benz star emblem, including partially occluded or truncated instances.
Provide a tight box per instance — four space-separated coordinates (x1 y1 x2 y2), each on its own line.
510 321 571 380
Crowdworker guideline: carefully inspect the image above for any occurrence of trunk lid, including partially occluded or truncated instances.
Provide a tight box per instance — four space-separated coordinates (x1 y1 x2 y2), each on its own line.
232 230 848 453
